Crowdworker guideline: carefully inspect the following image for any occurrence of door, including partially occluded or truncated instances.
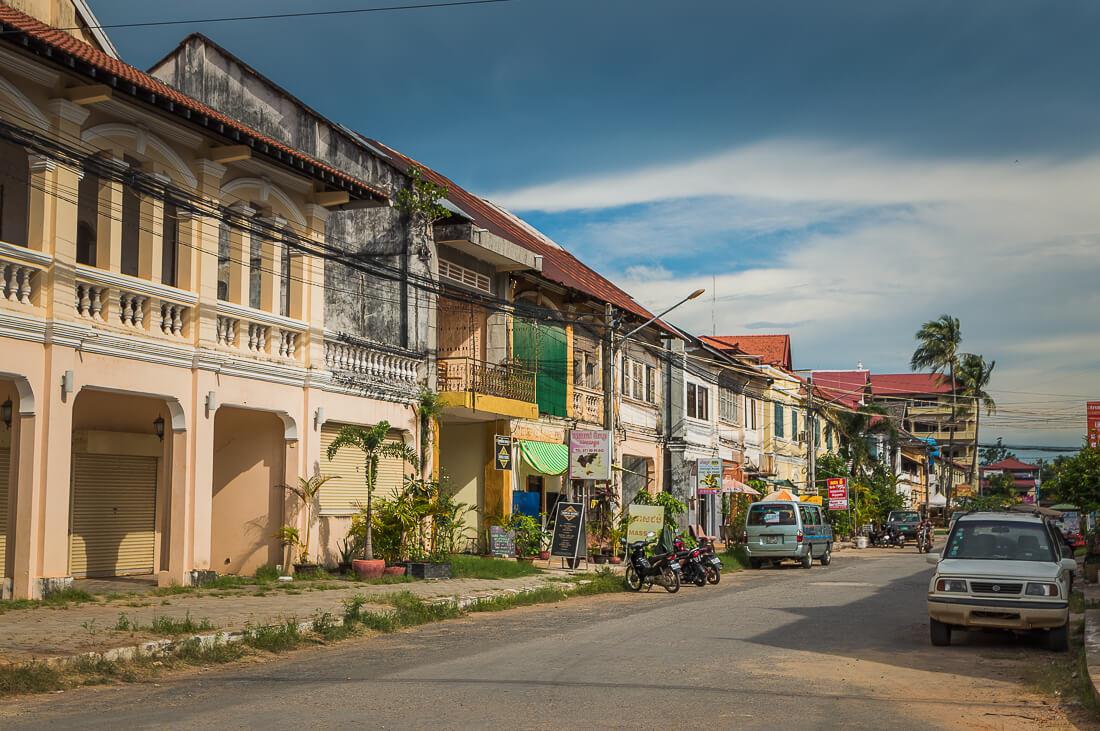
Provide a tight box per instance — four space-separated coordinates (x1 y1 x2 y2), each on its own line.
438 298 486 360
513 318 568 417
70 453 157 577
0 447 8 578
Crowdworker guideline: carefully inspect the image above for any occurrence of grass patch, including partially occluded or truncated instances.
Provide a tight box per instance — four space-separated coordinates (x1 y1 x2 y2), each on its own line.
1071 591 1086 614
112 611 216 636
721 545 751 571
0 588 96 615
243 620 301 653
448 554 542 579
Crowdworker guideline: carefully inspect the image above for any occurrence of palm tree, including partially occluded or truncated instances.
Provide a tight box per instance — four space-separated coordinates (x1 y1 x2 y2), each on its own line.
828 404 898 480
955 353 996 489
326 421 420 561
282 474 338 564
911 315 962 503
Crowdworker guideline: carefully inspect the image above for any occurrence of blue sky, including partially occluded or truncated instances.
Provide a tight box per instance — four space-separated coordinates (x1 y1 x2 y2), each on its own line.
92 0 1100 452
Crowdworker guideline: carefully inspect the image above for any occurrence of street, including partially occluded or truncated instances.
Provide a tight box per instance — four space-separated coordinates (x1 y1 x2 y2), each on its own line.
1 552 1090 730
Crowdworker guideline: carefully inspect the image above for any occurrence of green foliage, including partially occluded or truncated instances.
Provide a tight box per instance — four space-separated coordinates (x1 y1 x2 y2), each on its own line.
243 620 301 652
357 474 474 564
255 564 281 582
507 513 543 557
273 525 303 562
148 612 216 636
911 314 962 375
395 166 449 229
632 490 687 534
0 587 94 615
282 474 338 563
448 554 542 579
1047 446 1100 513
980 437 1016 466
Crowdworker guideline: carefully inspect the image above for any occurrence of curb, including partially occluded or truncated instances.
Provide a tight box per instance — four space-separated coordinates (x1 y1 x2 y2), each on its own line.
1084 606 1100 704
37 578 590 669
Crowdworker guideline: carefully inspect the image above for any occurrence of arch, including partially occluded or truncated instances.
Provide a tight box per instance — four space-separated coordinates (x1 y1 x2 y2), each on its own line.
81 123 198 189
514 289 561 313
220 177 307 228
78 385 186 431
0 74 48 129
0 372 35 414
216 401 298 442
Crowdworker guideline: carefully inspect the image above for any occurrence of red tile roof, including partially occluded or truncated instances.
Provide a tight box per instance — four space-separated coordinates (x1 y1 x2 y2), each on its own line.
0 4 386 201
702 335 792 370
869 373 954 396
363 136 669 329
981 458 1039 472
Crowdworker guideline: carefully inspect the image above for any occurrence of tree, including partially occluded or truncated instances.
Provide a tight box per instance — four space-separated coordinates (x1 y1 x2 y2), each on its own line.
326 421 420 561
282 474 338 564
956 353 996 485
911 314 962 504
1046 446 1100 513
980 437 1016 466
827 404 897 480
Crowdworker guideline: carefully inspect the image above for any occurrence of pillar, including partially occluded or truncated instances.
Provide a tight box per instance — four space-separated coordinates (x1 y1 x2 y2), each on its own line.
303 204 329 369
10 406 42 599
191 159 227 348
138 173 168 283
160 425 191 587
38 354 78 583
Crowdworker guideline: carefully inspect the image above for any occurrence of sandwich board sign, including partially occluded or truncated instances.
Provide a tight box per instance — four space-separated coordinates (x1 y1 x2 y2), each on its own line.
494 435 512 471
488 525 515 557
549 501 586 566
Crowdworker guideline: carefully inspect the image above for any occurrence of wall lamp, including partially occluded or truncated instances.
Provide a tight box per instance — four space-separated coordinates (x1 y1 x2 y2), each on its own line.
205 391 218 418
314 407 325 430
153 416 165 441
1 399 12 428
61 369 74 400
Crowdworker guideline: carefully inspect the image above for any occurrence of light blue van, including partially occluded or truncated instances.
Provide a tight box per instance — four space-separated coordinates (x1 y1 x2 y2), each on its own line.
744 500 833 568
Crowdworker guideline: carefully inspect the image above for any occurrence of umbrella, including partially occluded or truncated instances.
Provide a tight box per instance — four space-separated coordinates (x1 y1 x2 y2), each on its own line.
760 489 796 502
721 477 760 495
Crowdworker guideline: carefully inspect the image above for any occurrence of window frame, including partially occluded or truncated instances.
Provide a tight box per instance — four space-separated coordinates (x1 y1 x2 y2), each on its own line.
686 381 710 421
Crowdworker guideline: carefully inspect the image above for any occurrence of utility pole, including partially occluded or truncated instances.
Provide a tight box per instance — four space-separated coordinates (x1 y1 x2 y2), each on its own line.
806 376 816 497
605 302 617 503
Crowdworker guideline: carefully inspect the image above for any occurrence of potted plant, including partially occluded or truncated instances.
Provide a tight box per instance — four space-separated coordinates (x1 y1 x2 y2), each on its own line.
509 513 542 561
274 526 310 575
326 421 419 580
280 474 337 575
336 536 356 575
590 543 607 564
538 519 552 561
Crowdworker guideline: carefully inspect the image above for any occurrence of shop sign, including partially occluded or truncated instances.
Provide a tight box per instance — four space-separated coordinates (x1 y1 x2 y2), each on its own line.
488 525 515 557
1089 402 1100 448
568 429 611 480
696 458 722 494
550 501 586 559
827 477 849 511
627 504 665 545
494 435 512 471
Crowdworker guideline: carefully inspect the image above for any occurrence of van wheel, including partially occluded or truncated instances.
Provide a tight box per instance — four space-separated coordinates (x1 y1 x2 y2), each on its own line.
819 544 832 566
930 618 951 646
1046 624 1069 652
801 548 813 569
749 559 761 570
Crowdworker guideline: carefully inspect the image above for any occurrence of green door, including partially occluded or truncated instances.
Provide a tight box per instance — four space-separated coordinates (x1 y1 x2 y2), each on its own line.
514 319 568 417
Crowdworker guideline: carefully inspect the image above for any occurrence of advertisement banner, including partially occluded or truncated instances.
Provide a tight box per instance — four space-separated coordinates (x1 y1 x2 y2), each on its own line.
1089 402 1100 449
696 458 722 495
568 429 611 480
626 504 665 545
826 477 849 511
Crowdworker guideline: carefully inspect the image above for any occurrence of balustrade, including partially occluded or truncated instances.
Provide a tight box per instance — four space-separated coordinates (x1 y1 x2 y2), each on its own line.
325 336 420 384
0 242 50 310
572 385 605 424
437 357 535 403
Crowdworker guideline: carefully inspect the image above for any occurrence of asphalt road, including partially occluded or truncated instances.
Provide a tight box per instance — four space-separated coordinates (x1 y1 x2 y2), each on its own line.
2 551 1092 730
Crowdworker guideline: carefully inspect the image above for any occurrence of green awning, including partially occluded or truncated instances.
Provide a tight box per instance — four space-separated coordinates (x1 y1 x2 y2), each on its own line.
520 440 569 476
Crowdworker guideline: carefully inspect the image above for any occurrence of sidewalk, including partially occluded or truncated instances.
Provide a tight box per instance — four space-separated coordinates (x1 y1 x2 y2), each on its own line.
0 573 572 664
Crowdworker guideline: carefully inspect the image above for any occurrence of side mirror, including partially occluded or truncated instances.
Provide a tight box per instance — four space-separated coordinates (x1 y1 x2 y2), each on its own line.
646 531 656 539
925 553 940 566
1060 558 1078 572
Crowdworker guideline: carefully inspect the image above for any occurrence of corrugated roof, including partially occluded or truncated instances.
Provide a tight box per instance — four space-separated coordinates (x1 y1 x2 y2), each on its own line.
981 457 1039 471
362 135 671 329
869 373 954 396
702 335 792 370
0 4 386 201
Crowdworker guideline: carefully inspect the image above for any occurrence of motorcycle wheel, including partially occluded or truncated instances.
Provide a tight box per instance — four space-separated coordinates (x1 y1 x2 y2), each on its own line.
691 567 706 587
624 565 643 592
706 567 721 584
662 567 681 593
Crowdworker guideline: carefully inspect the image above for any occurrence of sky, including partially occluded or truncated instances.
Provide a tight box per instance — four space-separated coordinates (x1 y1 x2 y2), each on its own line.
90 0 1100 455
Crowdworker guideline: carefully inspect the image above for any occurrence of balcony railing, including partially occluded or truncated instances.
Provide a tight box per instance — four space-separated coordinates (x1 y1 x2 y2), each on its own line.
214 302 307 361
438 357 535 403
324 333 420 385
0 241 51 310
572 385 605 425
74 265 197 341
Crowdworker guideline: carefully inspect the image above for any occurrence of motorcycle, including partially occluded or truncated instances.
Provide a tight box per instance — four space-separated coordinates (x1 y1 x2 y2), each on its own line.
871 524 906 548
682 534 722 585
672 535 710 587
624 533 681 593
916 521 934 553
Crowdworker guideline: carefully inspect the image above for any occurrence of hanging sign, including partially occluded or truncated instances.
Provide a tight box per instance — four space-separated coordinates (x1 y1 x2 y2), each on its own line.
696 458 722 495
494 435 512 471
549 501 586 559
568 429 611 480
827 477 849 511
626 504 665 545
1088 402 1100 448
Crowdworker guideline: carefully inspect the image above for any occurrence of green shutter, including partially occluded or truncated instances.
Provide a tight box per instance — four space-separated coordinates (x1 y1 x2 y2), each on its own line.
774 403 784 438
513 318 568 417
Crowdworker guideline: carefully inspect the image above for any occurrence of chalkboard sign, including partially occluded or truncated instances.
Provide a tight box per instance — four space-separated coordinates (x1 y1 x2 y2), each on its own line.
549 501 585 560
489 526 515 557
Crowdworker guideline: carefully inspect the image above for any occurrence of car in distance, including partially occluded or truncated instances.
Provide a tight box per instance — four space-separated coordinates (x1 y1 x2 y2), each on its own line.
886 509 922 541
744 500 833 569
926 510 1076 651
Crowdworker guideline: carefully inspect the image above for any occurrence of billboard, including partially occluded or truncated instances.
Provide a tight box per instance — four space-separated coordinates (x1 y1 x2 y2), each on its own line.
696 458 722 495
1089 402 1100 449
568 429 611 480
826 477 849 511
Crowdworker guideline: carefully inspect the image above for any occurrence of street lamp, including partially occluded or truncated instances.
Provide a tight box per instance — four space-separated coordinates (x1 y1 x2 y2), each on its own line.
1 399 12 429
607 287 704 499
153 415 165 441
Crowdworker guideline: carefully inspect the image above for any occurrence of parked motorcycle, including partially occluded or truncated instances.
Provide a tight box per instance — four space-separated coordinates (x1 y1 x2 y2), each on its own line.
678 534 722 585
916 521 934 553
624 533 681 593
672 535 710 587
871 524 906 548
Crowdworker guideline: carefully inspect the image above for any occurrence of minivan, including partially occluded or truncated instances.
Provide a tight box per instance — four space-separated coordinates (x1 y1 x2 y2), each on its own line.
744 500 833 568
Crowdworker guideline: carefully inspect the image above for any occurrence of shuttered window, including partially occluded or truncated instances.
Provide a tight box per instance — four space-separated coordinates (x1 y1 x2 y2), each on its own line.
513 318 567 417
0 448 8 578
774 403 785 438
318 423 410 515
439 259 491 293
70 453 157 577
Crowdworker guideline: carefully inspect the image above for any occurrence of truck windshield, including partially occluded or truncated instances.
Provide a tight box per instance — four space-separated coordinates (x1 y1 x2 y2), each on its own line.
944 520 1056 562
889 511 920 522
748 504 797 526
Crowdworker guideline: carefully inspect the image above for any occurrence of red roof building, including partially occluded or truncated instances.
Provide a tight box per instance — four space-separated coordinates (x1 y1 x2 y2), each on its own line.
980 458 1040 495
702 335 792 370
869 373 954 396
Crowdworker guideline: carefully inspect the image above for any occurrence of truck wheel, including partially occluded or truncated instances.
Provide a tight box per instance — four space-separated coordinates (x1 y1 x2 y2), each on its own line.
819 544 832 566
1046 624 1069 652
930 618 951 646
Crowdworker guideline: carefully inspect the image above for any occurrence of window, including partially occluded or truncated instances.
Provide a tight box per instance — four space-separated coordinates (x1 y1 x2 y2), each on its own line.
774 402 785 438
791 409 799 439
439 258 491 293
719 388 739 424
120 157 140 277
249 236 263 309
814 416 821 446
161 202 178 286
217 223 231 301
826 424 834 451
687 382 709 420
748 503 796 526
280 243 292 316
76 169 99 266
622 357 655 404
645 364 656 403
746 397 758 429
944 520 1055 562
0 139 28 246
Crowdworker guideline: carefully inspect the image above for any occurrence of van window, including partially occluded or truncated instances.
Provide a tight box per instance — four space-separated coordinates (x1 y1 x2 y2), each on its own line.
798 505 814 526
814 507 824 525
748 503 797 526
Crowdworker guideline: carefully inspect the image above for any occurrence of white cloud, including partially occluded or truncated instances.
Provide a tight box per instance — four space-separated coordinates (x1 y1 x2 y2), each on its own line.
489 139 1100 448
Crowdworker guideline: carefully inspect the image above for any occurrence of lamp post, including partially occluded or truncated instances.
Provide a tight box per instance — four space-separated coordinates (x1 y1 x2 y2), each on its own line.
607 288 704 501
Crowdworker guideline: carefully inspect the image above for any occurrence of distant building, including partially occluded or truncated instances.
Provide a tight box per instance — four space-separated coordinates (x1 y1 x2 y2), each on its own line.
980 458 1040 503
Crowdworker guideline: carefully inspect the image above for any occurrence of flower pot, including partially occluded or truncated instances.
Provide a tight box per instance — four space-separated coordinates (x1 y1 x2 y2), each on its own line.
608 556 622 565
517 556 536 564
593 555 608 565
337 561 353 574
293 562 322 576
538 550 550 561
382 566 406 577
352 559 385 580
1085 561 1099 584
404 561 452 580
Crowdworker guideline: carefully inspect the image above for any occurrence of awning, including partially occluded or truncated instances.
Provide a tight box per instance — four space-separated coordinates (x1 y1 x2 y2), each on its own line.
721 477 760 495
520 440 568 476
801 495 823 505
927 492 947 507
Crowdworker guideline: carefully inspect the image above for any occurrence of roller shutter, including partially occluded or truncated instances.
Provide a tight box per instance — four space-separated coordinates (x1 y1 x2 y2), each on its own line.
0 448 8 579
70 453 157 577
319 424 410 514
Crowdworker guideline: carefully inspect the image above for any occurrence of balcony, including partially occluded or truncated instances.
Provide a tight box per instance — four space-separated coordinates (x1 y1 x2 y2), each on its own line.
572 385 605 426
324 332 421 389
437 357 537 420
0 241 50 312
74 265 198 343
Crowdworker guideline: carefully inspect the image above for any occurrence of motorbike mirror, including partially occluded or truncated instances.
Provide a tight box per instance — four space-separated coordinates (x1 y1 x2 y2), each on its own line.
646 531 656 538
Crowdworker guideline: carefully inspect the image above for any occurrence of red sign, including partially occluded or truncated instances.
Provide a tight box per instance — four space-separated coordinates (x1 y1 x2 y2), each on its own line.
827 477 849 511
1089 402 1100 449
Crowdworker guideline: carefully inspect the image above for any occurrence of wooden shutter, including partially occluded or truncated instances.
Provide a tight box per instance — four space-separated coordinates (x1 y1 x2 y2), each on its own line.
70 453 156 577
319 424 410 515
0 448 8 578
514 318 568 416
438 297 485 360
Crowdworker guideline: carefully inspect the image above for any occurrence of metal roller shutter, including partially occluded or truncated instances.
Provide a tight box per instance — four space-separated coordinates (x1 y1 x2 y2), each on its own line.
70 453 157 578
0 448 8 579
318 424 410 514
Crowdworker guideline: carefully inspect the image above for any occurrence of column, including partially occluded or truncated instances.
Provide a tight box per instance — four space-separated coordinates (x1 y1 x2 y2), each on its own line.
37 353 78 585
10 405 42 599
303 204 330 369
191 159 227 348
160 425 191 587
138 173 168 283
